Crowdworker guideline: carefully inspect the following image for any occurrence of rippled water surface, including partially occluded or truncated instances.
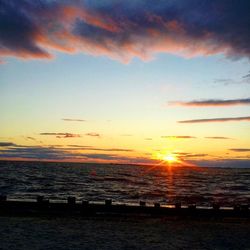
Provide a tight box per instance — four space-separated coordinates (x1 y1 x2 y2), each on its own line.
0 161 249 206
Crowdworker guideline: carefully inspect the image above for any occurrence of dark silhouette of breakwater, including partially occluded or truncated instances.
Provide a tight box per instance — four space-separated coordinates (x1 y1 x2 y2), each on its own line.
0 195 249 218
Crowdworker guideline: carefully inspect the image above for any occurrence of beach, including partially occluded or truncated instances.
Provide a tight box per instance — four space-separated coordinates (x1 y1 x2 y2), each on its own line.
0 216 249 250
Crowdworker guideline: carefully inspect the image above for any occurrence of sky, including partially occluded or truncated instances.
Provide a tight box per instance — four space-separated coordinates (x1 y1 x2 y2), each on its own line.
0 0 250 167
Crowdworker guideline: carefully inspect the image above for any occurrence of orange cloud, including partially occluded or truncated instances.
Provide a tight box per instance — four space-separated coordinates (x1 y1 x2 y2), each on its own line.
161 136 196 139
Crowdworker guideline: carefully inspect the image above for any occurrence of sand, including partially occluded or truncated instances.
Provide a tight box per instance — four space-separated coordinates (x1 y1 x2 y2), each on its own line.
0 216 249 250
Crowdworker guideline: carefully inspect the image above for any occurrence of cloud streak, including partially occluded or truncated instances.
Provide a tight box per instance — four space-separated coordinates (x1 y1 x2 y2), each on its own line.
40 133 81 138
85 133 100 137
40 132 101 138
1 142 249 166
161 135 196 139
195 159 250 168
0 143 148 163
205 136 232 140
0 145 72 160
0 142 16 147
1 1 250 63
179 153 208 158
178 116 250 123
67 145 134 152
242 71 250 79
26 136 36 141
170 98 250 107
229 148 250 152
62 118 86 122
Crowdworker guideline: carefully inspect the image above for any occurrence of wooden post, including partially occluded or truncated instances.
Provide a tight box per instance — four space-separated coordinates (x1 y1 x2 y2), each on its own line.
154 202 160 208
139 201 146 206
105 199 112 206
0 195 7 202
37 195 44 203
175 202 181 209
67 196 76 205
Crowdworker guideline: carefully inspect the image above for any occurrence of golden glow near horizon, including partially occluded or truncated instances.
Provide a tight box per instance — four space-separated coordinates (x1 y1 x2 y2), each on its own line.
153 150 180 165
163 153 177 163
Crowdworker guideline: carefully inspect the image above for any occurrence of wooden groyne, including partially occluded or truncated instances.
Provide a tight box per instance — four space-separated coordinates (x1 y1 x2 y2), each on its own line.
0 196 249 218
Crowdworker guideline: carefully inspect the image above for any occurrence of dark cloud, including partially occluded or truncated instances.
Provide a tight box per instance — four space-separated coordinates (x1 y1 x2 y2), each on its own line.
0 144 144 163
0 1 52 60
242 71 250 79
170 98 250 107
1 0 250 62
161 136 196 139
0 145 74 160
62 118 86 122
229 148 250 152
178 116 250 123
205 136 232 139
85 133 100 137
40 133 81 138
1 143 249 166
0 142 16 147
194 159 250 168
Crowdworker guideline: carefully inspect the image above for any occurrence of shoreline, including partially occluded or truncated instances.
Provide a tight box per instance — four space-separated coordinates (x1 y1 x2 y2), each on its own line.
1 199 249 219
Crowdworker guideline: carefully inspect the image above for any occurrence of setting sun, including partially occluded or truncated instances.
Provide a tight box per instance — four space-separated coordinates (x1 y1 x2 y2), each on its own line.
163 154 177 163
153 151 180 164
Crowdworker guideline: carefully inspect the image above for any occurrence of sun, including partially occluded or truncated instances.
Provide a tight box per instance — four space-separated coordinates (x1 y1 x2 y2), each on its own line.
153 150 180 165
153 150 196 168
163 154 177 163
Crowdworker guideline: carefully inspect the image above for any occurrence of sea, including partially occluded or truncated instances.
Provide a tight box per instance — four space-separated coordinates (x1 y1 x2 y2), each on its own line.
0 161 249 207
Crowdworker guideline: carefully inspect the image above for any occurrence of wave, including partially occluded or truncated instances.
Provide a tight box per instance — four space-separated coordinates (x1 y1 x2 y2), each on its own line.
0 161 249 206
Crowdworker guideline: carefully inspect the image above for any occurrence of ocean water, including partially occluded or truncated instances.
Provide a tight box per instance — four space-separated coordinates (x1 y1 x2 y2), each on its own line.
0 161 249 206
